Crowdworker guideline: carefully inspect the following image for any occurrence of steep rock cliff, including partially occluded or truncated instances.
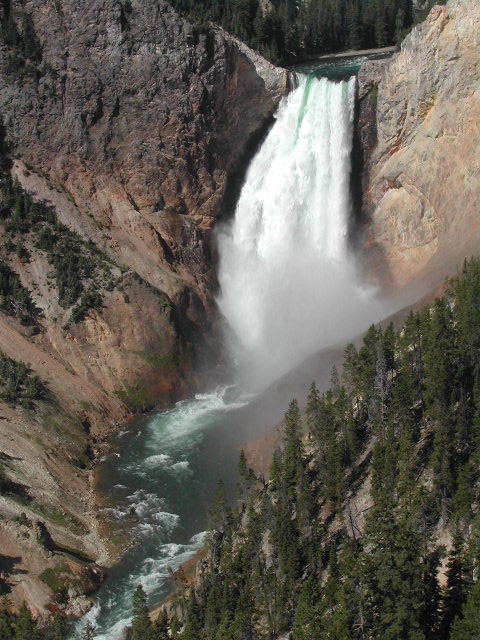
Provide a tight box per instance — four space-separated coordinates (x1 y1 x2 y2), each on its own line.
0 0 288 339
0 0 288 614
358 0 480 291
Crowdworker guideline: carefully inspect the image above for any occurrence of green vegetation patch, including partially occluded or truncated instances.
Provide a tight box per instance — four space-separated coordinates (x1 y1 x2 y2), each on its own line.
115 375 158 413
41 507 86 536
0 168 117 326
40 565 70 602
0 349 44 407
0 259 38 323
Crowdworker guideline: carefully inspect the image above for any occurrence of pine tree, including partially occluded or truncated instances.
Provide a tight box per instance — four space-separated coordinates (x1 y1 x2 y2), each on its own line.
209 479 232 534
14 603 38 640
421 550 442 640
282 399 303 492
450 580 480 639
230 587 256 640
374 0 389 46
152 609 169 639
0 603 13 640
292 576 321 640
343 342 360 397
346 0 363 50
306 381 320 434
361 506 424 639
423 298 455 413
370 339 392 441
269 447 282 492
131 585 153 640
439 532 470 640
52 614 69 640
183 588 204 640
82 621 96 640
237 449 255 504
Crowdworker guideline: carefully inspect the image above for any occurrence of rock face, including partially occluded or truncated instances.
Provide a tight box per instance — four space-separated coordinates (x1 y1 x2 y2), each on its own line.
358 0 480 292
0 0 288 614
1 0 288 317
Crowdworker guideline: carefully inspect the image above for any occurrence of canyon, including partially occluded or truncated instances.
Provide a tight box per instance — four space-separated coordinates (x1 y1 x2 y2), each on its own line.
0 0 478 623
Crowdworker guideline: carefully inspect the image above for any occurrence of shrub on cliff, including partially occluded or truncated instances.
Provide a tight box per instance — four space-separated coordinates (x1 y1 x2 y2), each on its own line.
0 157 115 325
0 260 37 323
0 351 44 408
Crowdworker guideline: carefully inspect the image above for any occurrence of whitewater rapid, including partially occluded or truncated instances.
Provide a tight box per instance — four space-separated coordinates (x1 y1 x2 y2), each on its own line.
217 74 387 388
73 387 251 639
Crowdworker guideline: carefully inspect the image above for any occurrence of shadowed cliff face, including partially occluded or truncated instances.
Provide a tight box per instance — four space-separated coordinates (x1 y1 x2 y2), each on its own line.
0 0 288 614
358 0 480 293
0 0 288 312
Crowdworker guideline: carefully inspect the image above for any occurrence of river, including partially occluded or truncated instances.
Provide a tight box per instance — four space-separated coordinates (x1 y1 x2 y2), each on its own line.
73 52 392 638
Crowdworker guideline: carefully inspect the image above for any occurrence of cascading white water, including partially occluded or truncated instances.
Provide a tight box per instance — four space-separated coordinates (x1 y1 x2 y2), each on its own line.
217 74 388 389
75 70 396 640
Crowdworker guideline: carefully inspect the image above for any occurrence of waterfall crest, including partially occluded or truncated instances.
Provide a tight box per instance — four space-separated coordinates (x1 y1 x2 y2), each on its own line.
217 74 386 390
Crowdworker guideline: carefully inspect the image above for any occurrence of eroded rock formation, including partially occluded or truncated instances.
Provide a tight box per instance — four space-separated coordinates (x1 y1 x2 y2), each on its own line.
358 0 480 292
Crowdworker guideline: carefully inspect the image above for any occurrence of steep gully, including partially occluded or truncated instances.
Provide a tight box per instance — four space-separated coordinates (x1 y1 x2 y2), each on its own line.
74 57 399 639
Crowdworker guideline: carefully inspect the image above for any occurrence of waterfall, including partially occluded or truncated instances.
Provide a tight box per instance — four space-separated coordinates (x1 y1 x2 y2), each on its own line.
217 74 387 390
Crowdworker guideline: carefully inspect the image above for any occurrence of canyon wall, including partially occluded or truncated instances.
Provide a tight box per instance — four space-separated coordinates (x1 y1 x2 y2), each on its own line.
0 0 288 614
358 0 480 293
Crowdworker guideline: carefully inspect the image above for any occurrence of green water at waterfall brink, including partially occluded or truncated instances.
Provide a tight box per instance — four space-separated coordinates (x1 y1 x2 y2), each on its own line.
73 52 392 639
293 49 393 80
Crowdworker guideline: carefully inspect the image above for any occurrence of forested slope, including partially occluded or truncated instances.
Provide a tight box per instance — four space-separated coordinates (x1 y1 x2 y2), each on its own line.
127 258 480 640
169 0 439 64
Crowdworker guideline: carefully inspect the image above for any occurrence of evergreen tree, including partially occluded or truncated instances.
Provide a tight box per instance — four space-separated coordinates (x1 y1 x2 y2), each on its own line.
361 506 424 639
421 550 442 640
282 398 303 492
131 585 153 640
237 449 255 504
183 588 204 640
0 604 13 640
14 604 38 640
306 380 321 435
81 621 96 640
209 479 232 534
52 614 69 640
450 580 480 640
269 447 282 492
439 533 470 640
292 576 321 640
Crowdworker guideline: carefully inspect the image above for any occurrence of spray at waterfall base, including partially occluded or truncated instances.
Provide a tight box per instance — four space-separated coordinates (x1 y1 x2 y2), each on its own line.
217 74 391 391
